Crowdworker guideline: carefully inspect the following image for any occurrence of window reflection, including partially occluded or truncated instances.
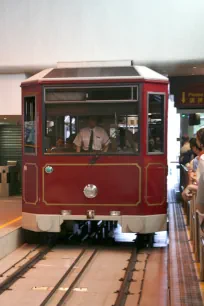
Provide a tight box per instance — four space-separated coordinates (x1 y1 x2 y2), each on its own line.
24 97 36 154
148 94 164 153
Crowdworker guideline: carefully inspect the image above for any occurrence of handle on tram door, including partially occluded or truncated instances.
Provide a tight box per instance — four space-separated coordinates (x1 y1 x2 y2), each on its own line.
45 166 54 174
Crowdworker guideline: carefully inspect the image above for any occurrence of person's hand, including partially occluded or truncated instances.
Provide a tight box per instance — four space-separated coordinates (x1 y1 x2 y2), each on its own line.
189 171 197 184
182 188 193 201
188 184 198 192
182 184 198 202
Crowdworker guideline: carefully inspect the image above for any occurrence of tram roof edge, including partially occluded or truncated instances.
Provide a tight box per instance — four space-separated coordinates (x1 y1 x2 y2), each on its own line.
57 60 133 68
21 62 168 85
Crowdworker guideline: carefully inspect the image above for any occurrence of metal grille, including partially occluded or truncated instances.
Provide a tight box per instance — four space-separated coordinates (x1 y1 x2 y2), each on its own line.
168 189 203 306
0 125 22 165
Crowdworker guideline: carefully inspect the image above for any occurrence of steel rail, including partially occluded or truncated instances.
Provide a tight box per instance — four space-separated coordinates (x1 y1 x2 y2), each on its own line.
56 249 98 306
0 245 52 295
114 248 137 306
40 248 86 306
0 244 40 277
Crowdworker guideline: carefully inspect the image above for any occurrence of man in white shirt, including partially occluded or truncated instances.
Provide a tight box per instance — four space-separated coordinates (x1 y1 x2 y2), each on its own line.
73 116 110 153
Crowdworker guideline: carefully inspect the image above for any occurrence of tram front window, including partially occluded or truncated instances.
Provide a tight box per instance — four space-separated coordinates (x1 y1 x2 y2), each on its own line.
44 102 139 154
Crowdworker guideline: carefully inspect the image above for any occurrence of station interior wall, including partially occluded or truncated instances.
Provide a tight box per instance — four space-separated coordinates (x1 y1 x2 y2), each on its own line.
1 0 204 69
180 114 204 139
0 74 25 115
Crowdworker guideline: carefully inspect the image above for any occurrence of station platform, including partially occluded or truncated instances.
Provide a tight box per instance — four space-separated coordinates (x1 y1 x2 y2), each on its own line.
0 196 22 260
168 189 204 306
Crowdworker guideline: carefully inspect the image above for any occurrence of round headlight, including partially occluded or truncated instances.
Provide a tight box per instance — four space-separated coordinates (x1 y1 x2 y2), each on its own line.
83 184 98 199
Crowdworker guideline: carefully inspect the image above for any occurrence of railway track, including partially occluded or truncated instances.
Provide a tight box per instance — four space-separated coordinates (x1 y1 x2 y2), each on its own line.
0 228 153 306
0 244 52 295
40 248 98 306
38 246 147 306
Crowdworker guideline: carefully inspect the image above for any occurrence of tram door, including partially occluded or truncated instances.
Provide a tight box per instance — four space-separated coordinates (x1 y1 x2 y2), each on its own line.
23 94 39 205
144 91 167 212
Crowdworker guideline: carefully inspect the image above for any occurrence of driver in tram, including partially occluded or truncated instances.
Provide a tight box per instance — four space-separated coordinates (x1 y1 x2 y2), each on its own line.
73 116 110 153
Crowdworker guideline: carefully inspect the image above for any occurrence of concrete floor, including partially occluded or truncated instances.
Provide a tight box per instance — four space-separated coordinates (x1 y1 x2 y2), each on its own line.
0 196 21 226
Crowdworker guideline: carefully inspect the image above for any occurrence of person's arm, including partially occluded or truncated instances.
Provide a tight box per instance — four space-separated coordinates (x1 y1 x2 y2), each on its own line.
196 172 204 213
102 130 110 152
73 133 82 153
76 146 81 153
103 145 109 152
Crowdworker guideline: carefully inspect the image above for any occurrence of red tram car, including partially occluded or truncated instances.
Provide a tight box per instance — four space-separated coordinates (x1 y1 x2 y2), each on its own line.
21 61 168 234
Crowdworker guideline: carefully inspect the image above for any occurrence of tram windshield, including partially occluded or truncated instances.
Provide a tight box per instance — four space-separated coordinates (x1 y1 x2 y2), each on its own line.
44 102 139 154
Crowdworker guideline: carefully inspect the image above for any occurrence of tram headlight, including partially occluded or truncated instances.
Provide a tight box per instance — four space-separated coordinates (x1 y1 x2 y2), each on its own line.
110 211 120 216
83 184 98 199
61 210 72 216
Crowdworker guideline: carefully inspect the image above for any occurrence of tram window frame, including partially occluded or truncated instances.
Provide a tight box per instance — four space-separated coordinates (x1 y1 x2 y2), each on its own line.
44 85 139 103
24 96 37 155
147 92 165 155
43 92 140 156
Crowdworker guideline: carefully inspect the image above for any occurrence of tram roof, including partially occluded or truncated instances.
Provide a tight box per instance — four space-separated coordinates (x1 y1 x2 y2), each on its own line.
22 60 168 84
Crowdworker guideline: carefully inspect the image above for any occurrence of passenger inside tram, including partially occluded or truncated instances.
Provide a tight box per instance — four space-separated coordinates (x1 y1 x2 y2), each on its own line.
66 134 76 152
73 116 110 153
44 103 141 154
117 118 138 152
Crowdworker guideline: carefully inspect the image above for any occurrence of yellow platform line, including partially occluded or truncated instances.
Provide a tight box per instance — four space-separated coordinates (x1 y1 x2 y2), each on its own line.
0 216 22 229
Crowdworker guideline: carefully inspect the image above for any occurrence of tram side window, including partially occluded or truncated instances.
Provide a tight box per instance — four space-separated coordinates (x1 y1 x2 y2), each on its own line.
148 94 164 154
24 97 36 154
44 102 139 154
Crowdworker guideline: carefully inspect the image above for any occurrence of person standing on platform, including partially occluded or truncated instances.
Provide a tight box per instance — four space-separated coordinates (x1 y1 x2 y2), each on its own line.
73 116 110 153
180 135 193 165
182 128 204 202
186 138 201 171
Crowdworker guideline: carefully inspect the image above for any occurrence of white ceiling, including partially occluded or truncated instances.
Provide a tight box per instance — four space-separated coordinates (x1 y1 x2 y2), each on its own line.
1 60 204 77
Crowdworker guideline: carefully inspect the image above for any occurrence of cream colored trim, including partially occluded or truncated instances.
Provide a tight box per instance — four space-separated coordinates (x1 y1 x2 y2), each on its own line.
42 163 141 207
22 212 167 234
